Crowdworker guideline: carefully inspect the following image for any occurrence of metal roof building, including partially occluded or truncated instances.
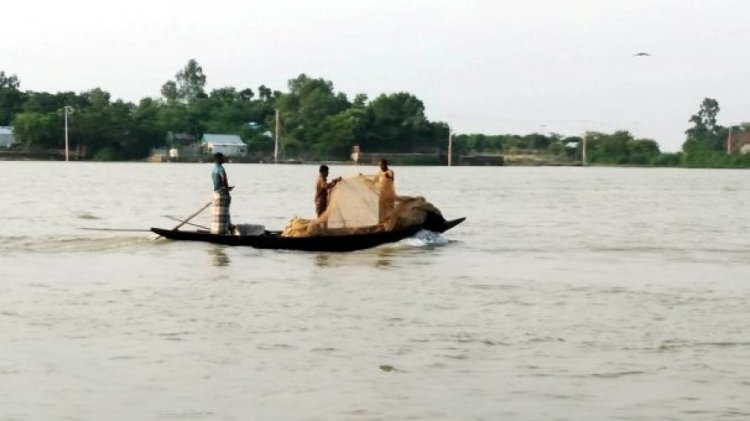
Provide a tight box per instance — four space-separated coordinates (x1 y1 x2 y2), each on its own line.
201 133 247 157
0 126 14 148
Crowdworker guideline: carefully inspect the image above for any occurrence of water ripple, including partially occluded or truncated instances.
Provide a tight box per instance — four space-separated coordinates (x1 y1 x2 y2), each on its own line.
588 370 647 379
0 234 155 254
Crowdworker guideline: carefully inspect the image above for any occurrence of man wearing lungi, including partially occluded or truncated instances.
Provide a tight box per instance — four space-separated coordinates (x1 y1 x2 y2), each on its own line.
376 159 396 223
359 158 396 223
211 152 233 234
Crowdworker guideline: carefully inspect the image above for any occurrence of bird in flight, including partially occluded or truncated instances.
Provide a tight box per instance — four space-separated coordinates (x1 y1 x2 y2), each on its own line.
633 52 651 57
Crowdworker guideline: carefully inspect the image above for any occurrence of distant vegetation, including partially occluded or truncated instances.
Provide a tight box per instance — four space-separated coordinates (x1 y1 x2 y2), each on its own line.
454 131 673 166
1 61 749 166
453 98 750 168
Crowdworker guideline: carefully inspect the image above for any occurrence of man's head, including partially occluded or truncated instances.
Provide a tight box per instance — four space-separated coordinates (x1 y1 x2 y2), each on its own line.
214 152 225 164
319 164 329 177
379 159 388 171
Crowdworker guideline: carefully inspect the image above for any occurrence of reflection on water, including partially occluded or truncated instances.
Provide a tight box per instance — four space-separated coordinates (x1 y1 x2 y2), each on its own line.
208 246 230 266
313 254 331 267
312 248 394 268
375 256 391 268
375 248 393 268
309 235 452 268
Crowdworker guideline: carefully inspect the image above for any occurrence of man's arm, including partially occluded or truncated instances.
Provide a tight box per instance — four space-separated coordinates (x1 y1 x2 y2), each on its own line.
222 169 234 192
327 176 342 189
359 173 377 184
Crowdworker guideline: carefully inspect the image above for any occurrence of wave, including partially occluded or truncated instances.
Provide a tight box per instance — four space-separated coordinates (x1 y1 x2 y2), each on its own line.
588 370 647 379
0 234 156 254
592 245 750 254
398 229 450 247
75 212 101 220
667 340 750 349
631 339 750 352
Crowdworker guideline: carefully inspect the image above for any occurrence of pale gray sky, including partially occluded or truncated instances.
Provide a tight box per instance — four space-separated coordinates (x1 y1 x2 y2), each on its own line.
2 0 749 151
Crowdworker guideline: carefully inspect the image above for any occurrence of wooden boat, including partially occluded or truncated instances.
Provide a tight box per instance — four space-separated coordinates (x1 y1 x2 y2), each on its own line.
151 217 465 252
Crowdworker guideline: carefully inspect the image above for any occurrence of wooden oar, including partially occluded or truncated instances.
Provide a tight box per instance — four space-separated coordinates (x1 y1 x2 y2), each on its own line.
171 201 212 231
152 201 213 240
81 227 151 232
162 215 210 230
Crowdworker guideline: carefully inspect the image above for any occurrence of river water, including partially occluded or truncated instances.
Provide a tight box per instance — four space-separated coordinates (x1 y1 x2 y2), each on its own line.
1 162 749 420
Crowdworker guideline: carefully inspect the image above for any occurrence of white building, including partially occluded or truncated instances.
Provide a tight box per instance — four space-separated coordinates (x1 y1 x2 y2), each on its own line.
201 133 247 156
0 126 14 148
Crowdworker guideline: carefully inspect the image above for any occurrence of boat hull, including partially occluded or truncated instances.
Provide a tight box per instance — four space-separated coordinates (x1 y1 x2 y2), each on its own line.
151 217 465 252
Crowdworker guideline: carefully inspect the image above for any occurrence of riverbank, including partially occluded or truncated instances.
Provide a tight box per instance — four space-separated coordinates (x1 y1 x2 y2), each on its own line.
0 150 62 160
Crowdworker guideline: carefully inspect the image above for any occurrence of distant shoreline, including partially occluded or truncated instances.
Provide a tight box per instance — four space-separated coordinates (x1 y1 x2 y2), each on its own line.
5 150 747 169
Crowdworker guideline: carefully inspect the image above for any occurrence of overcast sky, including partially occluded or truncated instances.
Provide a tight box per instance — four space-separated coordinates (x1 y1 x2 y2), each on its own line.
2 0 749 151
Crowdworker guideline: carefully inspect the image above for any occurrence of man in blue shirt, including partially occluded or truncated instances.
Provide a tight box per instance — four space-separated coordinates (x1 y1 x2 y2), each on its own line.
211 153 234 234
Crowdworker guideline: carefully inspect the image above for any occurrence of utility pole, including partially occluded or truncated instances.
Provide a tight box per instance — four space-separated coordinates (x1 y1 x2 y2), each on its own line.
274 109 280 163
582 133 587 166
448 131 453 166
63 106 74 162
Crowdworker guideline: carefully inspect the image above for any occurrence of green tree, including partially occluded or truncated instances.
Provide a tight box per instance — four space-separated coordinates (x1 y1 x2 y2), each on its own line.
238 88 254 102
11 112 61 149
210 87 240 103
131 98 166 155
161 81 178 103
687 98 720 136
683 98 723 153
275 74 351 156
258 85 273 101
12 90 88 152
21 91 79 113
175 59 207 103
315 105 369 158
626 138 660 164
577 131 664 165
0 70 22 125
0 70 20 90
74 89 119 157
361 92 432 152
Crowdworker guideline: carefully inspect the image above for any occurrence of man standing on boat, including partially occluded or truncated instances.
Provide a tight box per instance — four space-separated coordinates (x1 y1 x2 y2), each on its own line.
211 152 234 234
315 165 341 217
376 159 396 222
361 159 396 223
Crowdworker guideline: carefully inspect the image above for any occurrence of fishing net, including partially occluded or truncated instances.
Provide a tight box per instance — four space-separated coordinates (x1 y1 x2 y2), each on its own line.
280 175 446 237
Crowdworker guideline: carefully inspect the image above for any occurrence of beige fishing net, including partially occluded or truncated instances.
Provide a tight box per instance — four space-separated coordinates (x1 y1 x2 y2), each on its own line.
281 174 445 237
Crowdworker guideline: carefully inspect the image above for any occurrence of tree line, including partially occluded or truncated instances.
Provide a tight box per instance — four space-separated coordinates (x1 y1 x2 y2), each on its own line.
1 60 447 161
454 98 750 168
1 61 749 166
